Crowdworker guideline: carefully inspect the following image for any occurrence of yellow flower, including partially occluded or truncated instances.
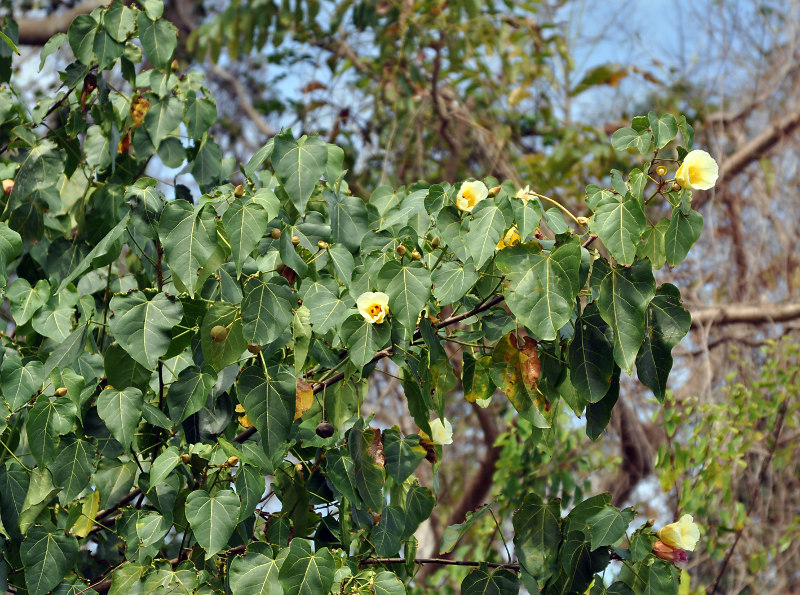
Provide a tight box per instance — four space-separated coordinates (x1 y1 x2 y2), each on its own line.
497 226 521 249
423 417 453 445
356 291 390 324
456 180 488 212
658 514 700 552
675 150 718 191
515 184 533 201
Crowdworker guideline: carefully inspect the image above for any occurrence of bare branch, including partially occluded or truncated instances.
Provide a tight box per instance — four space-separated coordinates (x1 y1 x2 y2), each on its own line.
208 63 276 138
690 302 800 327
16 1 106 46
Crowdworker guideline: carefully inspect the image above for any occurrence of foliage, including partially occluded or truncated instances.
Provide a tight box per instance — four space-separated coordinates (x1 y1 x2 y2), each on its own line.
0 2 702 593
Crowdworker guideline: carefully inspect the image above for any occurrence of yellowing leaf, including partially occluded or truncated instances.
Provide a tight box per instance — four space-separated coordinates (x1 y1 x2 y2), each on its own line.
295 378 314 420
72 490 100 538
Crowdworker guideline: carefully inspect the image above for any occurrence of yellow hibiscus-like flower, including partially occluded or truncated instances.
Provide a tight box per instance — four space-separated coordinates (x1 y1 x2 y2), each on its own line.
456 180 488 213
422 417 453 445
675 150 718 191
356 291 390 324
658 514 700 552
497 226 521 250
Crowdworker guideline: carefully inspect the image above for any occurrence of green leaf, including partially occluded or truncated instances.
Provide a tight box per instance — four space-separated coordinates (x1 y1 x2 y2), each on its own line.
0 461 29 533
466 200 507 268
166 365 217 422
149 445 180 489
440 505 491 555
27 395 76 468
293 305 312 376
1 354 44 411
590 192 646 266
191 135 223 185
32 298 74 342
199 302 248 371
93 29 123 70
271 133 327 214
372 571 408 595
586 366 620 440
325 450 360 508
377 260 432 332
299 282 348 334
628 560 679 595
558 531 610 593
158 201 217 296
67 14 97 65
58 214 129 291
432 260 479 305
636 219 669 269
8 141 64 211
648 112 678 150
371 504 405 556
108 291 183 369
185 489 240 559
513 494 561 590
7 278 49 326
229 551 281 595
340 314 391 368
565 493 612 536
96 387 143 449
17 469 59 535
45 323 88 378
327 242 354 283
382 428 425 485
568 302 614 404
136 12 177 69
104 1 135 42
244 139 274 180
0 223 22 289
39 32 67 71
20 526 78 595
185 94 217 140
136 511 171 548
664 208 702 266
328 193 368 253
223 198 270 277
144 96 182 149
610 127 651 154
235 464 265 522
462 563 520 595
278 538 335 595
595 260 656 373
587 505 635 550
495 240 581 341
348 420 385 513
108 563 146 595
103 342 152 391
512 195 543 239
404 483 435 537
238 365 296 469
241 277 294 346
49 435 96 501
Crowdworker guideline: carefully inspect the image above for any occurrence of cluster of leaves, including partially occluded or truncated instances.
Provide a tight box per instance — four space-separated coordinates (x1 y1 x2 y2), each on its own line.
0 2 702 593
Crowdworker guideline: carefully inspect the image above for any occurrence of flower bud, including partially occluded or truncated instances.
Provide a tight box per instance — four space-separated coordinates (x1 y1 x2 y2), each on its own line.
315 421 335 438
431 236 440 249
672 182 681 192
396 245 407 257
488 185 501 197
271 228 282 240
226 456 239 467
291 235 301 246
317 240 329 250
411 249 422 260
54 387 68 397
210 325 229 343
234 184 245 197
171 59 179 71
180 453 191 464
655 165 668 177
652 541 688 563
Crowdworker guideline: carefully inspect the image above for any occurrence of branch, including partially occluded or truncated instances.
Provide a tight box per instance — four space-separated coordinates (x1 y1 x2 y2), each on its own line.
208 63 276 138
689 302 800 328
16 0 106 46
360 557 519 571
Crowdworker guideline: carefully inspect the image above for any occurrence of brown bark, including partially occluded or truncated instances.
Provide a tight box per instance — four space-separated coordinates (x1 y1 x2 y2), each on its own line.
16 0 106 46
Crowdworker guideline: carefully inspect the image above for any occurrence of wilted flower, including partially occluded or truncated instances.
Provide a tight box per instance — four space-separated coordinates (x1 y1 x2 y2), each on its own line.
652 540 688 563
2 179 13 195
420 417 453 445
497 226 521 249
356 291 390 324
456 180 488 212
658 514 700 551
235 403 253 428
675 150 718 191
515 185 534 201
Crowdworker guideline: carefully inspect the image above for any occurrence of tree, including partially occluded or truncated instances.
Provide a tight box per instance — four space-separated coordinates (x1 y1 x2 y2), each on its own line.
0 2 709 594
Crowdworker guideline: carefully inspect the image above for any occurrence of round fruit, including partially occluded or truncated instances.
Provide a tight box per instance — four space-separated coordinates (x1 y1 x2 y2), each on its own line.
315 421 335 438
411 249 422 260
210 325 229 342
247 344 262 354
271 228 282 239
396 245 407 257
234 184 245 197
291 235 301 245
